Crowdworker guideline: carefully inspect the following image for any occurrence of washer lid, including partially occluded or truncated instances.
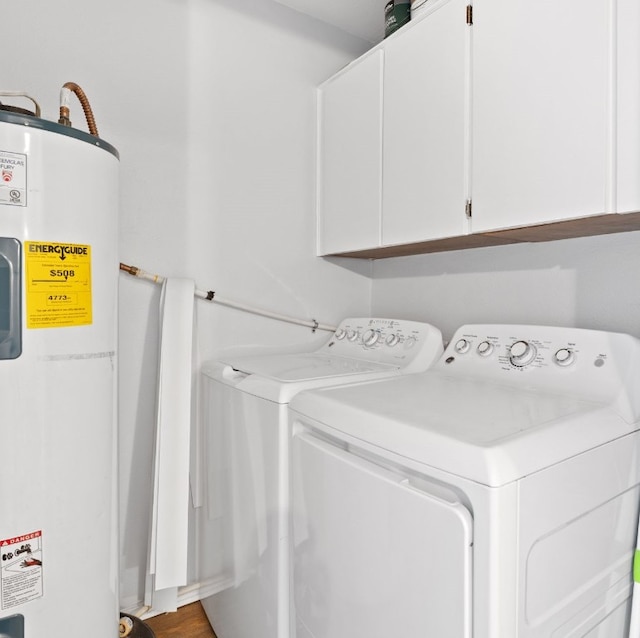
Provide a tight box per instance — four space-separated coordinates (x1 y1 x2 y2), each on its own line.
289 371 634 487
219 352 397 382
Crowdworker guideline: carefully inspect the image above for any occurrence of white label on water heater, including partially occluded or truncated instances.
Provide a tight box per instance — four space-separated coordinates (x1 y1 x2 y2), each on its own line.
0 530 44 610
0 150 26 207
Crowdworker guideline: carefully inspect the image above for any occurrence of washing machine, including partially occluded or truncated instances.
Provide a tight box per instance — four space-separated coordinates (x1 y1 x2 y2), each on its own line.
289 324 640 638
198 317 444 638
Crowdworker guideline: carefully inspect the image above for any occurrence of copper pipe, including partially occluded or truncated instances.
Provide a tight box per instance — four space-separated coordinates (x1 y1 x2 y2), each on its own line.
58 82 99 137
119 263 140 276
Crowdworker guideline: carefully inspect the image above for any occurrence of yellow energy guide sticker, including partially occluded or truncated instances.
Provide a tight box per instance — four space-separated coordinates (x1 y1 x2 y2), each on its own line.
25 242 92 328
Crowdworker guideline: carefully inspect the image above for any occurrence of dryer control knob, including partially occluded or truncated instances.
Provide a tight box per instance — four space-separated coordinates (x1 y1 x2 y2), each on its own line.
385 333 400 347
510 340 537 367
362 329 380 347
554 348 575 366
454 339 471 354
347 330 360 342
335 328 346 340
477 341 494 356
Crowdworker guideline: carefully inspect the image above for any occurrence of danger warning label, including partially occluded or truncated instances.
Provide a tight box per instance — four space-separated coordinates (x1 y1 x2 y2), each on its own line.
1 530 43 610
0 150 26 207
25 241 92 328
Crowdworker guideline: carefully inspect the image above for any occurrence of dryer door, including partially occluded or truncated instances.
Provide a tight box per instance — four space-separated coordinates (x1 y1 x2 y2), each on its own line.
292 430 473 638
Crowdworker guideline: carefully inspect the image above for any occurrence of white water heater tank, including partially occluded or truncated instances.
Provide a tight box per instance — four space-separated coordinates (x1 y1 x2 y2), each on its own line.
0 106 119 637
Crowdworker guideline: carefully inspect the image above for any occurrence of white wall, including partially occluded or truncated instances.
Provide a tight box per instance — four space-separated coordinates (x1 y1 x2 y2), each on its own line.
371 230 640 344
14 0 638 615
5 0 373 610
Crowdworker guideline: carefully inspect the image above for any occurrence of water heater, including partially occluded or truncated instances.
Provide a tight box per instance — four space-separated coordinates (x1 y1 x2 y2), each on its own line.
0 95 119 637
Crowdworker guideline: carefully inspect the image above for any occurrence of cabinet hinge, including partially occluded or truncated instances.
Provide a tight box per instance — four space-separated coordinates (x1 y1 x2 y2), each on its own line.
465 199 472 218
466 4 473 24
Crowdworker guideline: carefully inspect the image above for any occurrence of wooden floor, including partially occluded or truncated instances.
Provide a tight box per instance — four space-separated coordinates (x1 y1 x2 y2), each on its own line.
145 602 217 638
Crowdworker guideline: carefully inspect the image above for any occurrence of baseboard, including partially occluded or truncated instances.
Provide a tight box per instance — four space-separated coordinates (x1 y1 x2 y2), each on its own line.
121 575 230 620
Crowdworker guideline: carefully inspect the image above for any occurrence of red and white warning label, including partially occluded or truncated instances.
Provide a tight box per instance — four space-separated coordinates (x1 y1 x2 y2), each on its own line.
0 150 27 207
0 530 43 610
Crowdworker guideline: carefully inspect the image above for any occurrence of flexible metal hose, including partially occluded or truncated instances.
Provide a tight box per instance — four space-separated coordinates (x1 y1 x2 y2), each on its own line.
119 262 336 333
58 82 99 137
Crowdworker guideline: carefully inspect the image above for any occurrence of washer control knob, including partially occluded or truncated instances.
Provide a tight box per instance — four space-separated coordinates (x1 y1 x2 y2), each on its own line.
347 330 360 342
477 341 494 357
385 333 400 347
404 336 417 349
510 340 537 367
554 348 575 367
362 329 380 347
335 328 346 340
454 339 471 354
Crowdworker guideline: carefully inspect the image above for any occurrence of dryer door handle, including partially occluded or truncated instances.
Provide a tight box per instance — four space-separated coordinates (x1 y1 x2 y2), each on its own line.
294 430 472 518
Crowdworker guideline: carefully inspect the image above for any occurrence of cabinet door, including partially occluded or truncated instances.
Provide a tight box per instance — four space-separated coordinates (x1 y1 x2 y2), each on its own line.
382 0 470 246
317 51 383 255
472 0 609 232
618 0 640 213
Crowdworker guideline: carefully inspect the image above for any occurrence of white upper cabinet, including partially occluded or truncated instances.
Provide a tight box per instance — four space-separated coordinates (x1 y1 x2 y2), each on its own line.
471 0 610 233
382 0 470 245
317 50 383 255
316 0 640 257
317 0 469 256
617 0 640 214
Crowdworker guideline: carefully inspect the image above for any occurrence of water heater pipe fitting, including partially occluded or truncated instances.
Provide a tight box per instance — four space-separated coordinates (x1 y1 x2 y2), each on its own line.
58 82 99 136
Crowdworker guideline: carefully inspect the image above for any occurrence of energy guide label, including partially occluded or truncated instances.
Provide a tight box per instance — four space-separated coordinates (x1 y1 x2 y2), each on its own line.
25 242 92 328
0 150 26 206
1 531 43 610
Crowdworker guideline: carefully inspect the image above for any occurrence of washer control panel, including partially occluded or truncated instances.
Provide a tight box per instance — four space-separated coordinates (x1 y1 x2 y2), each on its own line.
318 318 443 373
435 324 640 408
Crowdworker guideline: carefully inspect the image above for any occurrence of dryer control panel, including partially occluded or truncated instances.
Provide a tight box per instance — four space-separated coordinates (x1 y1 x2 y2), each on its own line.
434 324 640 422
317 317 443 373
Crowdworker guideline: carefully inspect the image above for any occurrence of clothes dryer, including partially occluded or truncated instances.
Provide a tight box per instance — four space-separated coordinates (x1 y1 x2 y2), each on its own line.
199 318 443 638
289 324 640 638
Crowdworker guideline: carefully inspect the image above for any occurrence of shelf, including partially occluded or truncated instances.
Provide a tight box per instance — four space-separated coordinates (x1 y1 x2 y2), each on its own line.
326 212 640 259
